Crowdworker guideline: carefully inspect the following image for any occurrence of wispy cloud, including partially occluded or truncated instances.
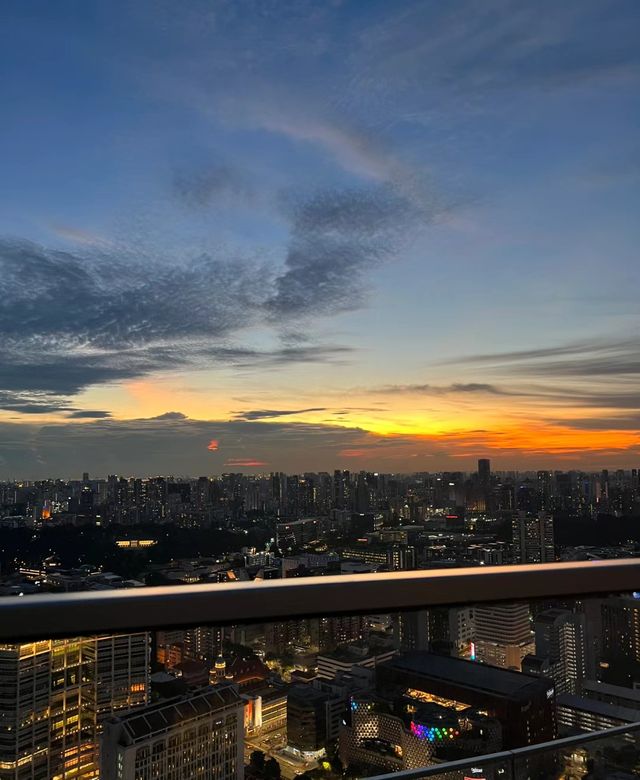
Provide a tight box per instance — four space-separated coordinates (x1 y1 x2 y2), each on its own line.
444 336 640 378
224 458 268 468
67 410 112 419
353 0 640 102
233 407 326 421
49 224 109 246
369 382 513 396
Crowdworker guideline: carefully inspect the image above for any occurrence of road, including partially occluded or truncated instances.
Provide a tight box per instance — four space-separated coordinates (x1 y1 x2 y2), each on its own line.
245 728 319 779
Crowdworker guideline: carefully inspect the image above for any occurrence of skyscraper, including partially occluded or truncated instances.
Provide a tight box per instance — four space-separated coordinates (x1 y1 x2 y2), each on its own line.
478 459 491 485
0 633 149 780
512 511 555 564
533 609 587 695
601 596 640 687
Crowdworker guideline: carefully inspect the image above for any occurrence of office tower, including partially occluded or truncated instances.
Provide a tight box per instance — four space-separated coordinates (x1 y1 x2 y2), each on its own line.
0 633 149 780
600 596 640 687
478 459 491 485
512 511 555 563
533 609 587 695
474 603 534 670
100 684 244 780
377 652 556 749
287 685 333 758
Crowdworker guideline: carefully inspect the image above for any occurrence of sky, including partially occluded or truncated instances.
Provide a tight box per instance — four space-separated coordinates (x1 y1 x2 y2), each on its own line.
1 0 639 478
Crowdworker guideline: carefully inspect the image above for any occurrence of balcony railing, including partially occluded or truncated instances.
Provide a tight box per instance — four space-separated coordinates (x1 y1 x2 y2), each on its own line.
371 721 640 779
1 559 640 779
1 559 639 640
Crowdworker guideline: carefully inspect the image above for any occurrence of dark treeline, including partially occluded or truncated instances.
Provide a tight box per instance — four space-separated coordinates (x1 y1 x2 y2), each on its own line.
0 524 264 579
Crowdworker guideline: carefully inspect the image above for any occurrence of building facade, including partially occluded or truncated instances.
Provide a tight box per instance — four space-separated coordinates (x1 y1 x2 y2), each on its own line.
0 634 149 780
100 685 243 780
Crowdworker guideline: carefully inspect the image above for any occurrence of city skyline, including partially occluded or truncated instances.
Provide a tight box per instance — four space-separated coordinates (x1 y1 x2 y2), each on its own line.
1 0 639 477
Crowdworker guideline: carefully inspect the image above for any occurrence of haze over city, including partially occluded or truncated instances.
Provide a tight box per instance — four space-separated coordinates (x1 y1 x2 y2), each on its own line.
1 0 639 477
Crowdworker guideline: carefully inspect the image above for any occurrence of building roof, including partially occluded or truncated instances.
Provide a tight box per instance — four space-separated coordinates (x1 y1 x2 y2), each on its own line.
112 685 242 745
382 652 552 699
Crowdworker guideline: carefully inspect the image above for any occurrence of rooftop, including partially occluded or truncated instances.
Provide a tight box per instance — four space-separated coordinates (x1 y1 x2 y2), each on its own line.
113 684 242 744
383 652 552 698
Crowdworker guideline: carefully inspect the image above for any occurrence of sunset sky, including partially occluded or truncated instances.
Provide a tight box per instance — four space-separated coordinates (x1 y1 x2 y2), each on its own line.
1 0 639 477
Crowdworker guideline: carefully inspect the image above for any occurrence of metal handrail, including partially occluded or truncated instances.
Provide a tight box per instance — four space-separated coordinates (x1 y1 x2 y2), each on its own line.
370 720 640 779
1 559 639 641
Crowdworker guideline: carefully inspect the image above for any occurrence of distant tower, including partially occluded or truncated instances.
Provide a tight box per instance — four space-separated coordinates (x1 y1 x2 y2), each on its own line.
478 459 491 485
513 511 555 563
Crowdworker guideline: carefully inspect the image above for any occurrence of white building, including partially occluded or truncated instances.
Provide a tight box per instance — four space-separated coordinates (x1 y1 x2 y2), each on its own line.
100 684 244 780
474 603 534 670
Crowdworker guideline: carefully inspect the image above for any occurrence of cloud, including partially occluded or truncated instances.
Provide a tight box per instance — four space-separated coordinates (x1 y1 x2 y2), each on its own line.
150 411 189 420
224 458 268 468
233 407 326 421
0 391 74 415
0 236 359 406
370 382 512 396
66 410 112 419
551 416 640 431
1 413 639 479
173 165 253 208
207 439 220 451
441 335 640 422
258 112 403 183
354 0 640 101
49 224 108 245
445 336 640 379
267 185 435 317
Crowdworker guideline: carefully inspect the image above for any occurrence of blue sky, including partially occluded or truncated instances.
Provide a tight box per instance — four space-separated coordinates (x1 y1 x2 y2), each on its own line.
1 0 639 476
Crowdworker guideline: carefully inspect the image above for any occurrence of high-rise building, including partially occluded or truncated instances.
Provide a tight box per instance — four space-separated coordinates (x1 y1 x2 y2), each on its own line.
183 626 223 665
533 609 587 695
386 544 417 571
394 610 429 652
600 596 640 687
474 603 534 670
100 684 244 780
512 511 555 564
478 459 491 485
0 633 149 780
